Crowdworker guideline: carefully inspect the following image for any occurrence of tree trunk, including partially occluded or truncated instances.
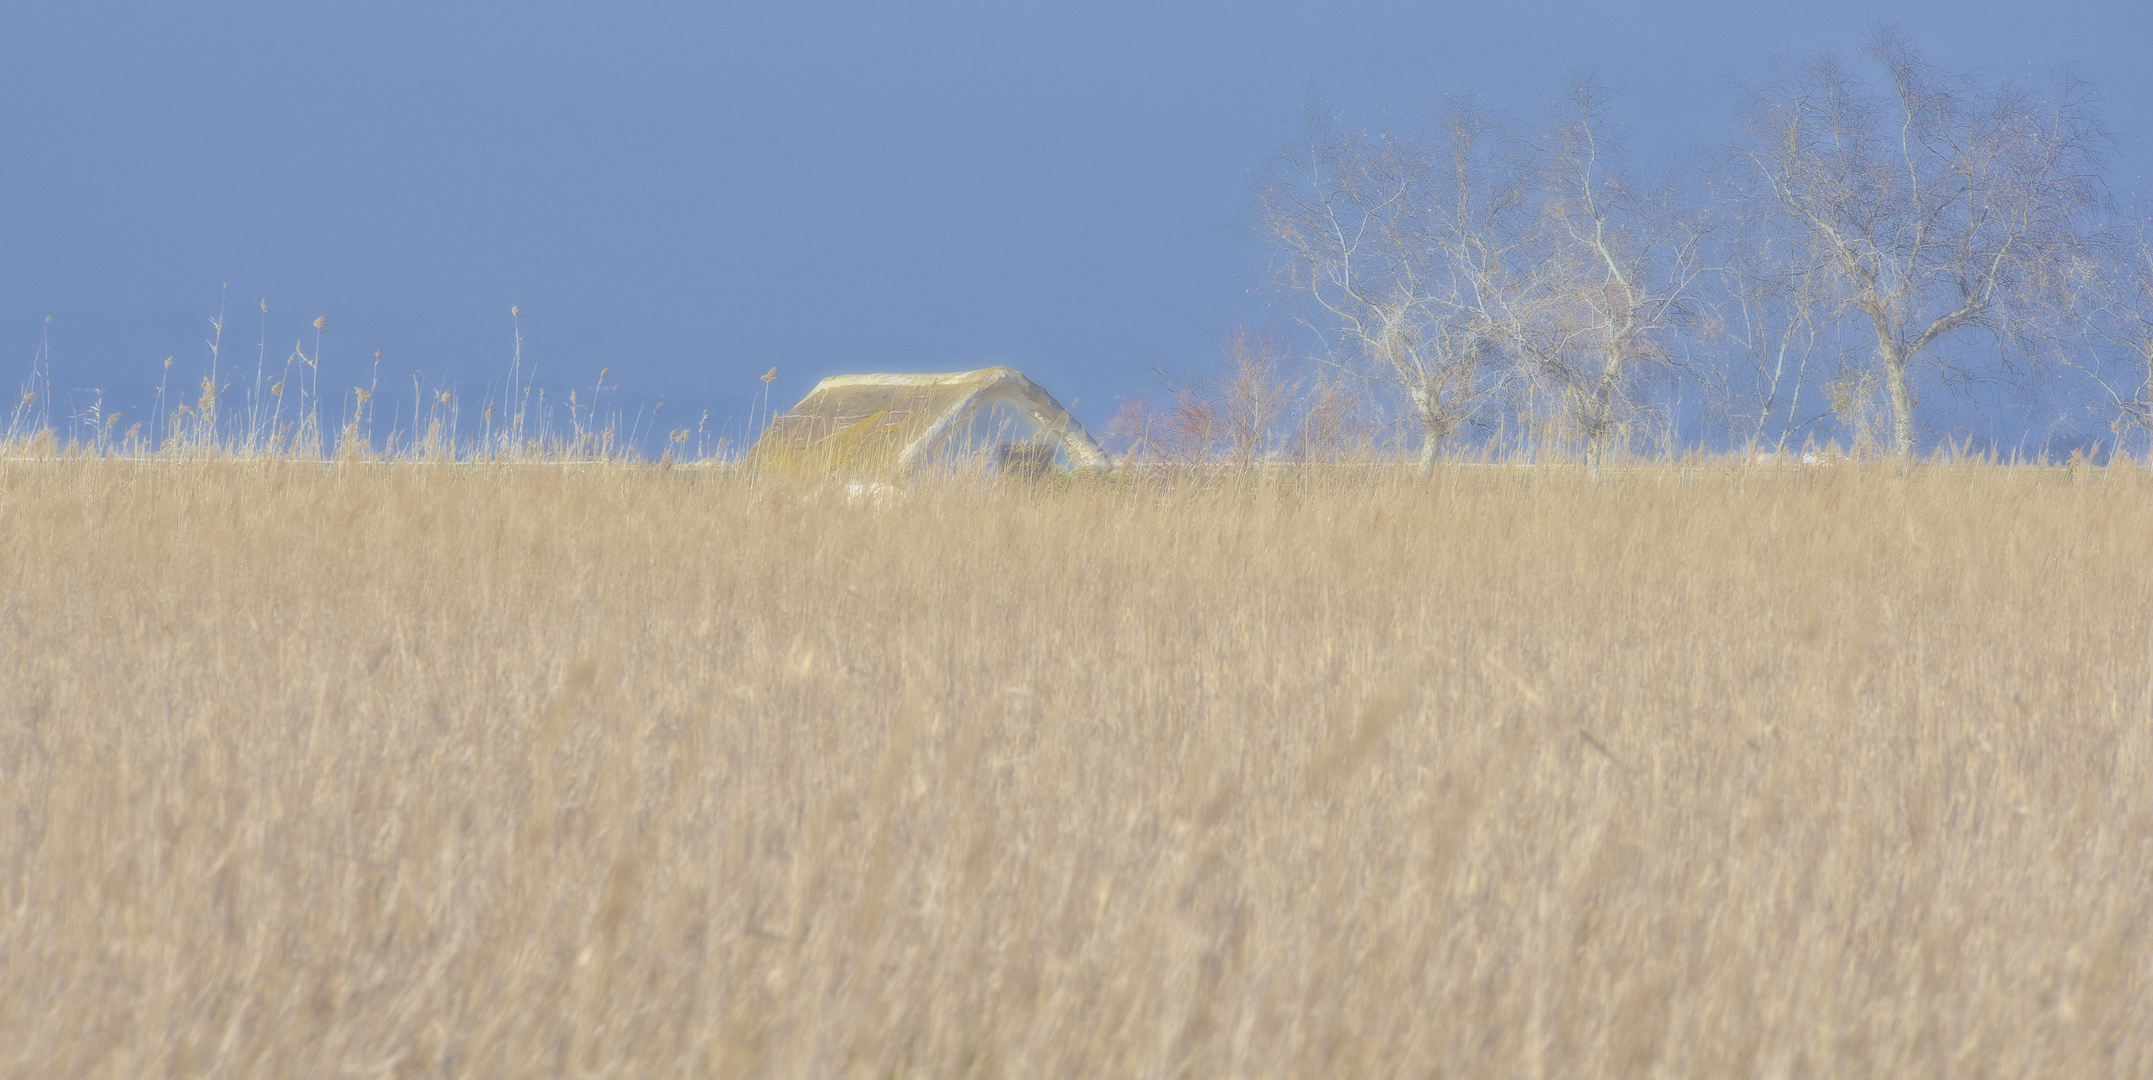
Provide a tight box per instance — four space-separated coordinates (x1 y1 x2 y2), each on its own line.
1883 348 1915 457
1411 385 1444 476
1865 312 1916 458
1583 364 1620 481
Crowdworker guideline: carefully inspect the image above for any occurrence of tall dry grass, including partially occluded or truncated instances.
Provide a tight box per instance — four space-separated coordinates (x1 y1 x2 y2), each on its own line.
2 459 2149 1077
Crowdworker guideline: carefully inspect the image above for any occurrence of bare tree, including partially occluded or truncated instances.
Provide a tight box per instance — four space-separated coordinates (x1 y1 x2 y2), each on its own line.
1702 210 1847 453
1500 79 1708 475
1257 99 1523 471
2108 223 2153 453
1730 28 2110 457
2062 216 2153 456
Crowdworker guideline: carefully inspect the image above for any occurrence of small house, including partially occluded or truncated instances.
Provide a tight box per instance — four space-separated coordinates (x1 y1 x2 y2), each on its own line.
746 367 1109 478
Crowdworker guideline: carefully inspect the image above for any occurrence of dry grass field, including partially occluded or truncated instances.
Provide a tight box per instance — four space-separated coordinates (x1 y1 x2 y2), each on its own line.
2 457 2150 1078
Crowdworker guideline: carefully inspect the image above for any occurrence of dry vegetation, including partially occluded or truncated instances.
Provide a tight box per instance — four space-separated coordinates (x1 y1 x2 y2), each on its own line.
2 458 2150 1078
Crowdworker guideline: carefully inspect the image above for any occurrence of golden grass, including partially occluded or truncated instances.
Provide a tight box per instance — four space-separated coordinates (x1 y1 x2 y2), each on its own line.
2 459 2149 1077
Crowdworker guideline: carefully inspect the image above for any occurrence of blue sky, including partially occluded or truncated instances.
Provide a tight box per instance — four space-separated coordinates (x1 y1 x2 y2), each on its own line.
4 1 2147 451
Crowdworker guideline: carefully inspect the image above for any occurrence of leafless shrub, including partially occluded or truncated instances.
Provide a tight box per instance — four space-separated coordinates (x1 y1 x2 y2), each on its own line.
1118 327 1299 470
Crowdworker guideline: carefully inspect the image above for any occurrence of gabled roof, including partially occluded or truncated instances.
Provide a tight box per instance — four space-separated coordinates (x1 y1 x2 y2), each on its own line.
746 366 1109 477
